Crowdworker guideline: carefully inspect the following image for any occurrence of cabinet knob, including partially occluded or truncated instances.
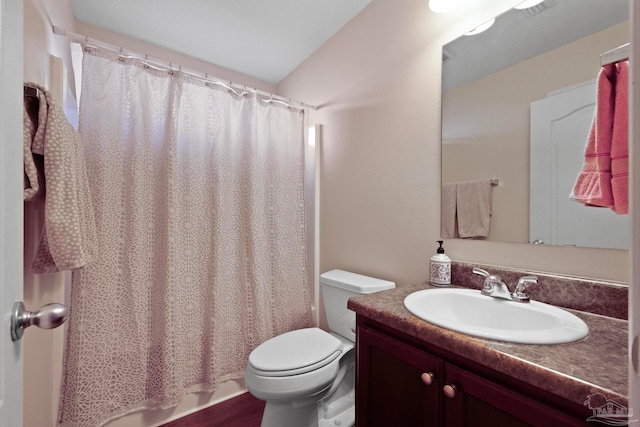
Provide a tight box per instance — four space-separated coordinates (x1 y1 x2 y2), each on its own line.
443 384 457 399
421 372 435 385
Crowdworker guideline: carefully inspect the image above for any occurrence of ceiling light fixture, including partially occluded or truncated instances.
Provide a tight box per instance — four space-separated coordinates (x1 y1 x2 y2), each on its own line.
514 0 544 9
464 18 495 36
428 0 463 14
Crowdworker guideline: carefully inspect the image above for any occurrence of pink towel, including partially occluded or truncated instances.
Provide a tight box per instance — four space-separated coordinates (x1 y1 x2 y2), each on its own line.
610 61 628 214
570 64 615 208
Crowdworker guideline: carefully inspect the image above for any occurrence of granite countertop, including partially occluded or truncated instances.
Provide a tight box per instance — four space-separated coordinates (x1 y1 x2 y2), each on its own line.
348 281 628 409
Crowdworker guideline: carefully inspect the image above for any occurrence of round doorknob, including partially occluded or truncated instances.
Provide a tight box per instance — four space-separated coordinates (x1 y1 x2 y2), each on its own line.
421 372 435 385
11 302 68 341
443 384 457 398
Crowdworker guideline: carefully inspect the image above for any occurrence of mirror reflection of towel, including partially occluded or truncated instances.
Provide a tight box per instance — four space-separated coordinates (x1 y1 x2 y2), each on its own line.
441 183 457 239
456 180 492 238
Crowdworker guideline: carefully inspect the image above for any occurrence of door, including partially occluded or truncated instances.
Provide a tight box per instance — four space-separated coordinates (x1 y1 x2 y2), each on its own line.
356 326 442 426
442 363 587 427
530 80 630 249
0 0 24 425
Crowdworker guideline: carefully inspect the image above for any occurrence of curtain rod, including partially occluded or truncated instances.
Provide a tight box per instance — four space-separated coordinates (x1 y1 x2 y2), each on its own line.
52 25 318 111
600 43 630 66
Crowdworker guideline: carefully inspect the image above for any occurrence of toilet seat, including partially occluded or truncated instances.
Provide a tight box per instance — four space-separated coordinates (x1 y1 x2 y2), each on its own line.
248 328 343 377
245 328 350 401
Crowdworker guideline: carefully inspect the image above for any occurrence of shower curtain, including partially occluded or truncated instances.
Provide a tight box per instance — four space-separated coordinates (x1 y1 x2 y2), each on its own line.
58 48 312 427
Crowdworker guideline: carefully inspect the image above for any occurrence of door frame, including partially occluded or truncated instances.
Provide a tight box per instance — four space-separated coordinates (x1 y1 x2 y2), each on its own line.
629 0 640 418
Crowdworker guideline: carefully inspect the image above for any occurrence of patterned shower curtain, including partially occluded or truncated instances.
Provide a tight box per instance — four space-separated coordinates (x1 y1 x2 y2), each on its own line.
58 48 312 427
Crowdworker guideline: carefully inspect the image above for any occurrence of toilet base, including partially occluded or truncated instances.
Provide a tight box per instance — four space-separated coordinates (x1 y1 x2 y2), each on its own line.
318 393 355 427
261 400 319 427
260 350 355 427
260 392 355 427
317 354 355 427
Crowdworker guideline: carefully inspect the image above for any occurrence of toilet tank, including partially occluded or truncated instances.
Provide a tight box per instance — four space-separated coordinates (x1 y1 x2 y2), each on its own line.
320 269 395 342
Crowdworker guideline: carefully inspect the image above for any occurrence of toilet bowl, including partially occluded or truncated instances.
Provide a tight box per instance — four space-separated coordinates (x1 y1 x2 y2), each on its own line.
245 270 395 427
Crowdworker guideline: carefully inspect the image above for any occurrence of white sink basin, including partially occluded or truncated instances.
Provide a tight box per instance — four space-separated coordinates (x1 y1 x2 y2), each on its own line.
404 288 589 344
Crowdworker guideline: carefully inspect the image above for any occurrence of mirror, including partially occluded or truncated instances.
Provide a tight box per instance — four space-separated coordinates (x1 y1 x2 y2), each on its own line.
441 0 630 249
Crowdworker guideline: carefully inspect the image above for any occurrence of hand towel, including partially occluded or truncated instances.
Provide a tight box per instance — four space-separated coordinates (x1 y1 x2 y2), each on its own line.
456 180 492 239
441 183 457 238
570 64 615 208
23 92 48 200
23 82 98 273
610 60 628 214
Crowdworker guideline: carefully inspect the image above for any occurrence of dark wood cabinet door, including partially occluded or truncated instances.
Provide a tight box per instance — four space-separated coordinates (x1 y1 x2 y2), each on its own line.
356 326 443 427
442 363 588 427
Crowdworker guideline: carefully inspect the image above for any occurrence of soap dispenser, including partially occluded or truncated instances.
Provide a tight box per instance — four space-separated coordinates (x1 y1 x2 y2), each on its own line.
430 240 451 286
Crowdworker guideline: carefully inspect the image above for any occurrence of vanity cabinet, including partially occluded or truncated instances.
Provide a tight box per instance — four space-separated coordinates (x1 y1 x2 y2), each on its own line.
356 322 588 427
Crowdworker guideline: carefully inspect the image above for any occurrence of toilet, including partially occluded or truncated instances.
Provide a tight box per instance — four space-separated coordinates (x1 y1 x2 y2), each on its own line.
245 269 395 427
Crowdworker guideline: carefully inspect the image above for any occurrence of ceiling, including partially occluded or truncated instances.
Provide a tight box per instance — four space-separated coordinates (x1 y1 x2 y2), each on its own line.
443 0 629 91
70 0 372 85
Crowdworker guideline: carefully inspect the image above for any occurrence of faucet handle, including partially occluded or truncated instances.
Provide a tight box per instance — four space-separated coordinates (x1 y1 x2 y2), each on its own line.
512 276 538 303
472 267 504 296
472 267 490 278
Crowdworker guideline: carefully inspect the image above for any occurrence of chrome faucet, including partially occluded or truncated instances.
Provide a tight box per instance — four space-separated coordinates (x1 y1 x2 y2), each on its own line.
472 267 511 300
472 267 538 303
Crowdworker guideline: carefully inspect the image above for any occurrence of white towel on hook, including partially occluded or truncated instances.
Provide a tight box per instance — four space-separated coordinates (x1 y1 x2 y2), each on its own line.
456 180 493 239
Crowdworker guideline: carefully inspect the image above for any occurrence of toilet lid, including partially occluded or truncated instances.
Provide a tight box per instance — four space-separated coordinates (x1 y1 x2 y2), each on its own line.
249 328 342 374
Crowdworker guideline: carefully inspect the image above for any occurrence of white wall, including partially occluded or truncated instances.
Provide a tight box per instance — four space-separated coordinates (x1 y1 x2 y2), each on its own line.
278 0 629 284
73 22 276 95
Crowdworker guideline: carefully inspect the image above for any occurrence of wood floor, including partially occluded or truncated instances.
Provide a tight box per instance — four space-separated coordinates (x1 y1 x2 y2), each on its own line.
160 392 265 427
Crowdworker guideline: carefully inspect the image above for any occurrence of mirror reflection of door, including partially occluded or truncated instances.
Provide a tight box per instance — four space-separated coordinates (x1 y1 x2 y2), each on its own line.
530 81 630 249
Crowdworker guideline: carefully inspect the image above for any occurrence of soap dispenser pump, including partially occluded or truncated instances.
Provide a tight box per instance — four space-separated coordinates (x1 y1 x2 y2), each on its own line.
430 240 451 286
